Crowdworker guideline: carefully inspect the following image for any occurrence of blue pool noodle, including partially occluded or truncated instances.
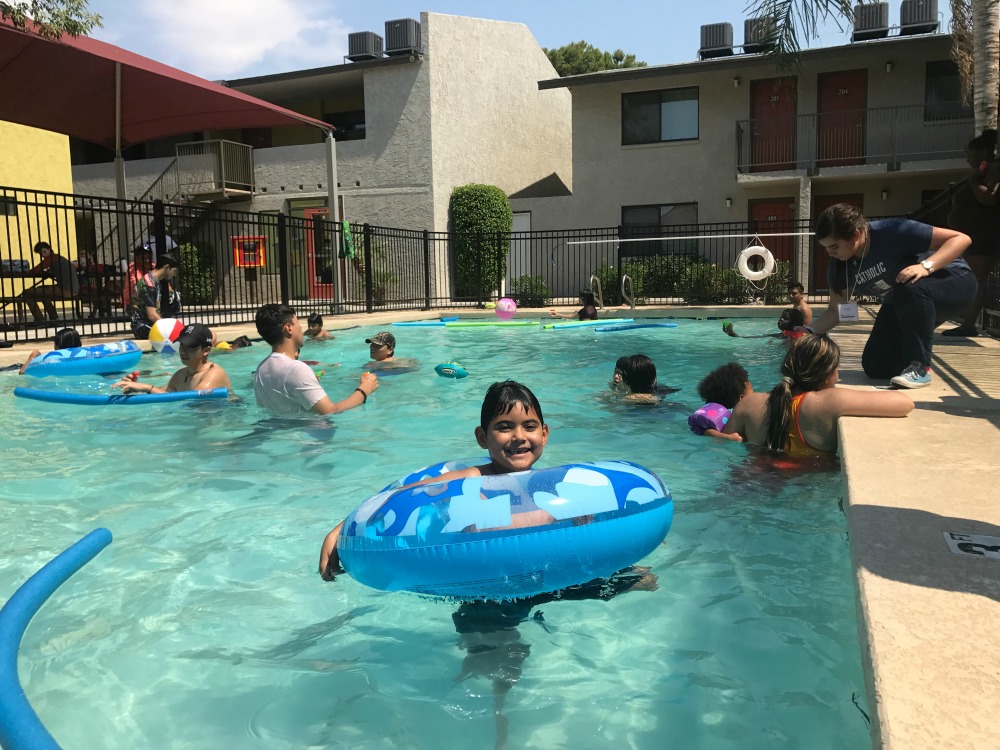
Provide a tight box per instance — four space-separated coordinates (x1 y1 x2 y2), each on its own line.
13 387 229 405
0 528 113 750
594 322 679 333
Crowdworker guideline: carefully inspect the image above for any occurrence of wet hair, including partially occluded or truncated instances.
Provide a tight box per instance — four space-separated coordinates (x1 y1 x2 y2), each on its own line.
579 290 596 306
307 313 323 328
788 281 805 294
33 241 52 254
765 334 841 451
615 354 658 394
53 327 82 350
814 203 866 241
697 362 749 409
480 380 544 430
255 303 297 346
777 307 805 331
968 128 998 158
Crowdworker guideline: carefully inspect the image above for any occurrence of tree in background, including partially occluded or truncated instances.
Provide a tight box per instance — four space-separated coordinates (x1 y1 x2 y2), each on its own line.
545 41 646 77
1 0 101 38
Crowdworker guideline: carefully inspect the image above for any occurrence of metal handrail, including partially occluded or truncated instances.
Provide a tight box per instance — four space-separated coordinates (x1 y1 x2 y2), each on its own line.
589 274 604 309
621 274 635 309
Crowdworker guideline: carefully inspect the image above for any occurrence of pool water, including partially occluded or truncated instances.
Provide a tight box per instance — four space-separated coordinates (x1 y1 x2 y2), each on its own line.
0 318 870 749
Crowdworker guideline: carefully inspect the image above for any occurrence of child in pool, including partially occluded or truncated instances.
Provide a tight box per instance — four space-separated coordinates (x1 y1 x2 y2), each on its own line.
304 313 334 341
549 290 599 321
19 327 82 375
610 354 671 404
689 362 752 442
722 308 805 339
319 380 553 579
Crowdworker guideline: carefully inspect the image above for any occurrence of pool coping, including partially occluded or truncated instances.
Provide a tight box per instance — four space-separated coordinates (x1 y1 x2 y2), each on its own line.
3 304 997 748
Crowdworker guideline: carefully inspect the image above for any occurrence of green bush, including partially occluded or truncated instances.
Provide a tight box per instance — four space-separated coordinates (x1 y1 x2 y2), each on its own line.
177 242 216 305
595 261 646 306
508 274 553 307
676 264 755 305
638 254 697 298
449 184 513 299
760 260 793 304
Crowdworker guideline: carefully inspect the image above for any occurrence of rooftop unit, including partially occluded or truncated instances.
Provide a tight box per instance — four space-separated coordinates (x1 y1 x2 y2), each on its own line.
743 16 776 54
347 31 384 62
852 2 890 41
699 22 734 60
384 18 421 57
900 0 939 35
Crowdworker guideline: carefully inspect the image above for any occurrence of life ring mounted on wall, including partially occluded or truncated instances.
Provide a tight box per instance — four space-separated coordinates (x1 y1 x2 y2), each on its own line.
736 244 776 282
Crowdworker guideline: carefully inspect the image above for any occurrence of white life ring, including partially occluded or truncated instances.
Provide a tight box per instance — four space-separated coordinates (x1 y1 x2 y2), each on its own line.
736 245 776 281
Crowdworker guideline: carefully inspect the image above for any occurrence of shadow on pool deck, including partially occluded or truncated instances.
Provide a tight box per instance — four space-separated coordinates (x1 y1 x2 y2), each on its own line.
2 305 999 749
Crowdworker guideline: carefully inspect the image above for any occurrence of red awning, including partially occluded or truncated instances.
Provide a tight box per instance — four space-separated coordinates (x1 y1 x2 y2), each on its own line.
0 18 331 148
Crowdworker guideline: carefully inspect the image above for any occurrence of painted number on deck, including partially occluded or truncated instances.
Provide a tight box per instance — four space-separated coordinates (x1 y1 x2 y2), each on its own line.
944 531 1000 560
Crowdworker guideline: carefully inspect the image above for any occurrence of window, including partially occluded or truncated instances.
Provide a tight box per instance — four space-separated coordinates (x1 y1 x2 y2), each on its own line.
924 60 971 122
0 196 15 217
622 87 699 145
323 110 366 141
621 203 699 255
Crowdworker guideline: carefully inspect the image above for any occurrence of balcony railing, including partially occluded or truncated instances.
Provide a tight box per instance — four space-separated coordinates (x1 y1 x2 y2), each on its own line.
176 140 255 200
737 103 974 174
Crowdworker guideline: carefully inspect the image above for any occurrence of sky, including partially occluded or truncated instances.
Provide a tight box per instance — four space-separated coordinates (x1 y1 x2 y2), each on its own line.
81 0 954 81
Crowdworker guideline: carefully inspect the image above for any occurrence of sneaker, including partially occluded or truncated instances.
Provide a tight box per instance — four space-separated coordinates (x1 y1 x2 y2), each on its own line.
890 361 932 389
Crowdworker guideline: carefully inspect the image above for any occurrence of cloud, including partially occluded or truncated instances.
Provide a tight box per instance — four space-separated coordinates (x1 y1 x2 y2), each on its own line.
89 0 352 79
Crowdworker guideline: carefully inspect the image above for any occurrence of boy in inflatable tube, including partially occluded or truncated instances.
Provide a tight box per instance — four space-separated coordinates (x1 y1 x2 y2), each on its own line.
113 323 232 395
319 380 555 580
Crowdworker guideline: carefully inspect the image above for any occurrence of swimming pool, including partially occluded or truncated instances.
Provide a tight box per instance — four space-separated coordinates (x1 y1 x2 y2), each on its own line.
0 319 870 749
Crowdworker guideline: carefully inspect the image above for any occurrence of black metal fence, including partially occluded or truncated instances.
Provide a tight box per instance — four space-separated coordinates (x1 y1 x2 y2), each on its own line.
2 186 997 342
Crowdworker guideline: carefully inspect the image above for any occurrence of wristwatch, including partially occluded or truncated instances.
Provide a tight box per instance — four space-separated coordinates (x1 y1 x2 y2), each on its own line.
920 260 935 272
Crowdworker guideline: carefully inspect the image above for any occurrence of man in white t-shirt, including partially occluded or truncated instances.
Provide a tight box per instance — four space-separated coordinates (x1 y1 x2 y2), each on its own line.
253 303 377 416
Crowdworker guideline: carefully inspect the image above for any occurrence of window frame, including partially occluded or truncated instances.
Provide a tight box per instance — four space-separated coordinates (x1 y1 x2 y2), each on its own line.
622 86 700 146
923 60 972 123
620 202 699 256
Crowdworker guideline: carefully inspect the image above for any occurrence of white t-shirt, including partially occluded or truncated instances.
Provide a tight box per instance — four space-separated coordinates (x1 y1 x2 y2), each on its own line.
254 352 328 415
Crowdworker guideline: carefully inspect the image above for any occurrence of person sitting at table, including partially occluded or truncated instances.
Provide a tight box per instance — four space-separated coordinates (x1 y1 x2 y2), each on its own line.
15 241 80 323
129 253 181 340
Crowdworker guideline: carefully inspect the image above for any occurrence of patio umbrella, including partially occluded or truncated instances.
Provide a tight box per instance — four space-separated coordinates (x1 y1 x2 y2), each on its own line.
0 17 337 204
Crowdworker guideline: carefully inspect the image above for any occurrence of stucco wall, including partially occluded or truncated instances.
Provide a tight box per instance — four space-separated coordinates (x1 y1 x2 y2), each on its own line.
0 122 77 264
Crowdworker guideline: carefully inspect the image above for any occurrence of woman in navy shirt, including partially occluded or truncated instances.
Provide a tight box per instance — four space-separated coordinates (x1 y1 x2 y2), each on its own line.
805 204 975 388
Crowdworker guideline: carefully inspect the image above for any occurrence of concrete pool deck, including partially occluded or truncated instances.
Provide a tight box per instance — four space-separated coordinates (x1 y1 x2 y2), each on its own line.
3 306 998 749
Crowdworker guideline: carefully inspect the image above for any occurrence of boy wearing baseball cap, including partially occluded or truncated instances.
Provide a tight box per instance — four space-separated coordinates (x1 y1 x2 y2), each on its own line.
364 331 419 372
114 322 232 395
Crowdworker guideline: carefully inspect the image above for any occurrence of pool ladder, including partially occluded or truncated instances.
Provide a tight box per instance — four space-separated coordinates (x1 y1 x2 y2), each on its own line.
621 274 635 309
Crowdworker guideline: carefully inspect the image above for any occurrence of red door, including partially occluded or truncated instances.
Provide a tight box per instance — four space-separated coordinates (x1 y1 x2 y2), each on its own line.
305 207 336 300
811 194 864 292
817 70 867 167
750 78 797 172
748 198 795 265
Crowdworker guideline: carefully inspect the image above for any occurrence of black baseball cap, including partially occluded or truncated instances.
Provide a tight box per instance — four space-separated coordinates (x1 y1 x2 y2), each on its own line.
177 323 213 348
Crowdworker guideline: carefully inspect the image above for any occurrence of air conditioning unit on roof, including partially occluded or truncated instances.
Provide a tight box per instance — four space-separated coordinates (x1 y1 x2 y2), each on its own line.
743 16 776 54
900 0 939 36
852 2 889 41
347 31 383 62
384 18 421 57
699 22 734 60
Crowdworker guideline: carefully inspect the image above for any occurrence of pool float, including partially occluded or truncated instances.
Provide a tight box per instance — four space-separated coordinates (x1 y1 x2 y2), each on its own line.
13 387 229 405
594 322 679 333
434 362 469 378
688 403 732 435
337 459 673 600
543 319 633 330
444 320 537 328
22 341 142 378
393 317 459 327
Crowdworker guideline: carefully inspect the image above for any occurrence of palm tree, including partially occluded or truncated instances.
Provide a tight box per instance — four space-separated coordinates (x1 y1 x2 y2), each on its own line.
749 0 999 131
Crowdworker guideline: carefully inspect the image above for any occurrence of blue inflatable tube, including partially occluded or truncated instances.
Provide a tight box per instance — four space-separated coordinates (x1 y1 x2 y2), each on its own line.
594 322 679 333
543 318 634 330
23 341 142 378
338 459 673 600
392 317 459 327
0 528 113 750
14 387 229 405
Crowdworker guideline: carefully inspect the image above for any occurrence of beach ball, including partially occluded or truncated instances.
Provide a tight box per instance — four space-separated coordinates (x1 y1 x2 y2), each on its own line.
495 297 517 320
149 318 184 353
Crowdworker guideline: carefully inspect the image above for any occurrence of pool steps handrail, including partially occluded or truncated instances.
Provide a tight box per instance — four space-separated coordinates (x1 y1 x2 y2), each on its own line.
589 274 604 310
0 528 113 750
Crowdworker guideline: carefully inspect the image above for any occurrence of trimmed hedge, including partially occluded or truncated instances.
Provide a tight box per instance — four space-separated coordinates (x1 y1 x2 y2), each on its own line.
508 274 553 307
449 184 513 299
178 242 216 305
